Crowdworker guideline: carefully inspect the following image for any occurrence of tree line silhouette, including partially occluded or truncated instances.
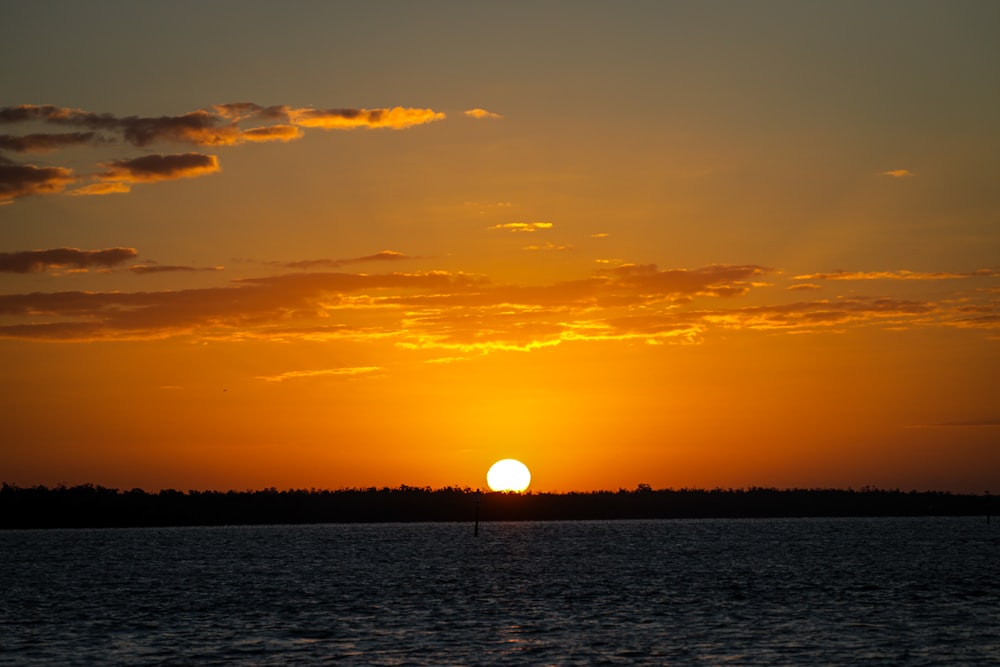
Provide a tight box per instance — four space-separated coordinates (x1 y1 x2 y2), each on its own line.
0 483 988 529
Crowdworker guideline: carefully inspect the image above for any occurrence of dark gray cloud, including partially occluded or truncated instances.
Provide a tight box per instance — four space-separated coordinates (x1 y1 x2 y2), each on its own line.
282 250 413 270
0 247 137 273
0 158 75 204
128 264 223 275
0 132 99 153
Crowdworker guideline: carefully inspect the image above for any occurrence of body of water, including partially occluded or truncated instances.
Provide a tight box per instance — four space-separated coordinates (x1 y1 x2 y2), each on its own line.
2 518 998 665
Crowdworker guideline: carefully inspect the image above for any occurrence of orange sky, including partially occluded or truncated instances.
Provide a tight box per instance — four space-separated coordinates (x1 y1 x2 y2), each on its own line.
2 1 998 493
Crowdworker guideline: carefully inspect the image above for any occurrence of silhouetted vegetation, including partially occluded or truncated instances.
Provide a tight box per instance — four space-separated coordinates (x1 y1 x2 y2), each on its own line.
0 483 989 529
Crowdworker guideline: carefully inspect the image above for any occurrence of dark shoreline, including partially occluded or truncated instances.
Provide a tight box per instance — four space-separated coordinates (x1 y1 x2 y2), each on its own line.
1 483 989 529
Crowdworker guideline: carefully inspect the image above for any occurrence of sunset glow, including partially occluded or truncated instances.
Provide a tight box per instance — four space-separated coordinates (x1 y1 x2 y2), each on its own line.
2 2 998 494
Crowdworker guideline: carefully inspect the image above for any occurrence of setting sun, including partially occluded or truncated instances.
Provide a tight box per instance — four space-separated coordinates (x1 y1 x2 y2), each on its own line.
487 459 531 492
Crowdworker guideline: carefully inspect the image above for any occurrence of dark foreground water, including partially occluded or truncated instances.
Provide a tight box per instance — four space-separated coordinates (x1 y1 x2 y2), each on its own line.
2 518 998 665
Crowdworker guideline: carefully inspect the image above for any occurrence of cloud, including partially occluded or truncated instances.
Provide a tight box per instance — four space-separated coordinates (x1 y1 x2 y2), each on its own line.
0 247 137 273
0 104 120 128
0 158 75 203
0 132 99 153
880 169 914 178
603 264 771 298
68 182 131 196
487 222 553 233
128 264 223 275
794 269 1000 281
211 102 288 121
96 153 220 184
524 242 572 252
0 270 486 341
465 201 512 208
3 262 995 349
788 283 822 291
256 366 382 382
0 102 445 202
118 110 242 147
591 233 610 238
464 108 503 120
708 297 938 333
0 105 235 147
287 106 445 130
240 124 303 143
282 250 413 270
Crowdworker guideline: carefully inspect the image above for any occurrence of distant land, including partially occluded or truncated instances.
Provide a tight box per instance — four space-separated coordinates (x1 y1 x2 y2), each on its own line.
0 483 990 529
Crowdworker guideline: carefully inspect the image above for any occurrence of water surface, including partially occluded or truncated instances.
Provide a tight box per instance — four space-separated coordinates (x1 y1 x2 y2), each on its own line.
2 518 997 665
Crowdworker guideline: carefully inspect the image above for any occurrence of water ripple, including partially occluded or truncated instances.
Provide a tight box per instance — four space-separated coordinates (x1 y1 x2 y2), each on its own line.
2 518 998 665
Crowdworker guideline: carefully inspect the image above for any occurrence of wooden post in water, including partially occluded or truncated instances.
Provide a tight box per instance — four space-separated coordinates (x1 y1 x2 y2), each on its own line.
474 489 481 536
987 491 991 526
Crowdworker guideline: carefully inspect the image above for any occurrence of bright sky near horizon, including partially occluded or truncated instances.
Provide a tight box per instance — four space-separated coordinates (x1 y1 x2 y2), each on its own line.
2 1 998 493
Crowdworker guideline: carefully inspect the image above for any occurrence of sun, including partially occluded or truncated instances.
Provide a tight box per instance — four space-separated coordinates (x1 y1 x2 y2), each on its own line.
487 459 531 492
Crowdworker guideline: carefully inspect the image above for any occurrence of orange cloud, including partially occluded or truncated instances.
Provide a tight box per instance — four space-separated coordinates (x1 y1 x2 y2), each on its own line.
96 153 220 184
524 242 572 251
464 108 503 120
487 222 553 233
240 124 303 142
287 106 445 130
711 297 938 333
128 264 223 275
68 182 131 196
794 269 999 281
256 366 382 382
603 264 771 298
0 247 137 273
880 169 914 178
3 262 995 349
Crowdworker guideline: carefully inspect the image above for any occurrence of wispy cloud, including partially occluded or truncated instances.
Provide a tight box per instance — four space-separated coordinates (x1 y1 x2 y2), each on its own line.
68 182 131 196
794 269 1000 281
128 264 223 275
602 264 771 298
487 222 553 233
256 366 382 382
880 169 914 178
2 263 995 351
464 108 503 120
281 250 414 270
524 242 572 252
240 125 303 143
0 247 137 273
465 201 511 208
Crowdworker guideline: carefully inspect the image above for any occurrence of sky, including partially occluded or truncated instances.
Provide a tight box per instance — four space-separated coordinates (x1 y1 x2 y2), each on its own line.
2 0 998 494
